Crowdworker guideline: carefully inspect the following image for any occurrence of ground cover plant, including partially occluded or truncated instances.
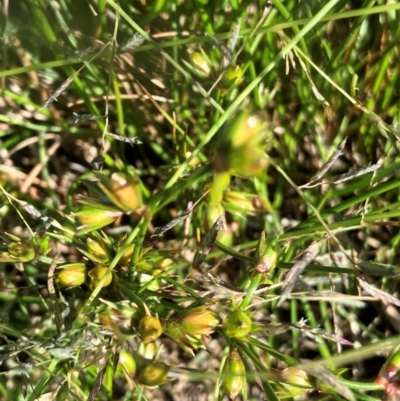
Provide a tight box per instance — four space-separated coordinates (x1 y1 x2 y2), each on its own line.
1 0 400 400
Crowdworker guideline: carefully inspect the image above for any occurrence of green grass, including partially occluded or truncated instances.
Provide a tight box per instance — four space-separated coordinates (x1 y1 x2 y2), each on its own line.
0 0 400 400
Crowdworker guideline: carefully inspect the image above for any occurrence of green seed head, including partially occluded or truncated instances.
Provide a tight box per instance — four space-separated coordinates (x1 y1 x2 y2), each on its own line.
138 341 157 360
98 172 143 213
88 266 112 289
163 320 205 355
178 307 219 336
223 309 252 339
220 65 245 92
138 315 163 343
116 350 136 377
75 203 122 234
137 362 169 387
222 348 247 399
85 236 112 263
189 51 211 78
57 263 87 288
7 241 36 262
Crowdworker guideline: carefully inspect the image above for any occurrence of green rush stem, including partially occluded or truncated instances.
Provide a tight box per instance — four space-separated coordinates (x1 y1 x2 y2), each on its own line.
129 217 150 281
291 300 300 358
339 379 382 391
280 209 400 241
209 171 230 205
240 273 261 310
237 343 280 401
340 378 382 391
301 299 331 359
38 130 57 207
26 359 59 401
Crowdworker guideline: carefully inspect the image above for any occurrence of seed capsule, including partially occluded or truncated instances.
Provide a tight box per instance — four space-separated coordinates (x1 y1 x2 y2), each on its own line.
222 191 256 214
98 172 143 213
7 241 36 262
138 315 163 343
255 233 279 275
222 348 247 399
212 111 268 178
177 307 219 336
163 320 205 356
137 362 169 387
138 341 157 360
57 263 87 288
116 350 136 377
88 266 112 289
220 65 245 93
279 367 311 388
189 51 211 78
85 236 112 263
223 309 252 339
75 203 122 234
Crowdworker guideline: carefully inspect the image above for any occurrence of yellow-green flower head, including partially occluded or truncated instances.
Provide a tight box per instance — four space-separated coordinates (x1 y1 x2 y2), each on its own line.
138 315 163 343
222 348 247 399
177 307 220 336
223 309 252 339
137 362 169 387
57 263 87 288
116 350 136 377
88 266 112 289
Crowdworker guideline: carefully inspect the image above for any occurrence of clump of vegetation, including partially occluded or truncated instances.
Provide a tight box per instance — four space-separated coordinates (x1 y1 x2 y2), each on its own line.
1 1 400 400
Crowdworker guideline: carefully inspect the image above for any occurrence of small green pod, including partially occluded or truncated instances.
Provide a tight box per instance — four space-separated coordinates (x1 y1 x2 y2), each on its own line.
138 315 163 343
137 362 169 387
178 307 219 336
222 348 247 399
223 309 252 339
57 263 87 288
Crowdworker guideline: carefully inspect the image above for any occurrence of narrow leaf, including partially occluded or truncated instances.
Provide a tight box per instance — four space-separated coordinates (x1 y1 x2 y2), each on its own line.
69 112 106 125
151 192 208 237
69 44 102 60
227 19 241 54
47 347 74 360
206 33 231 65
197 273 245 297
278 241 322 306
193 214 225 269
393 121 400 136
106 133 142 147
291 319 353 346
359 279 400 307
152 209 192 238
87 366 106 401
262 320 352 346
299 363 355 401
119 30 149 53
39 75 75 111
334 163 381 184
358 261 400 278
2 363 32 377
307 137 347 185
15 200 42 218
